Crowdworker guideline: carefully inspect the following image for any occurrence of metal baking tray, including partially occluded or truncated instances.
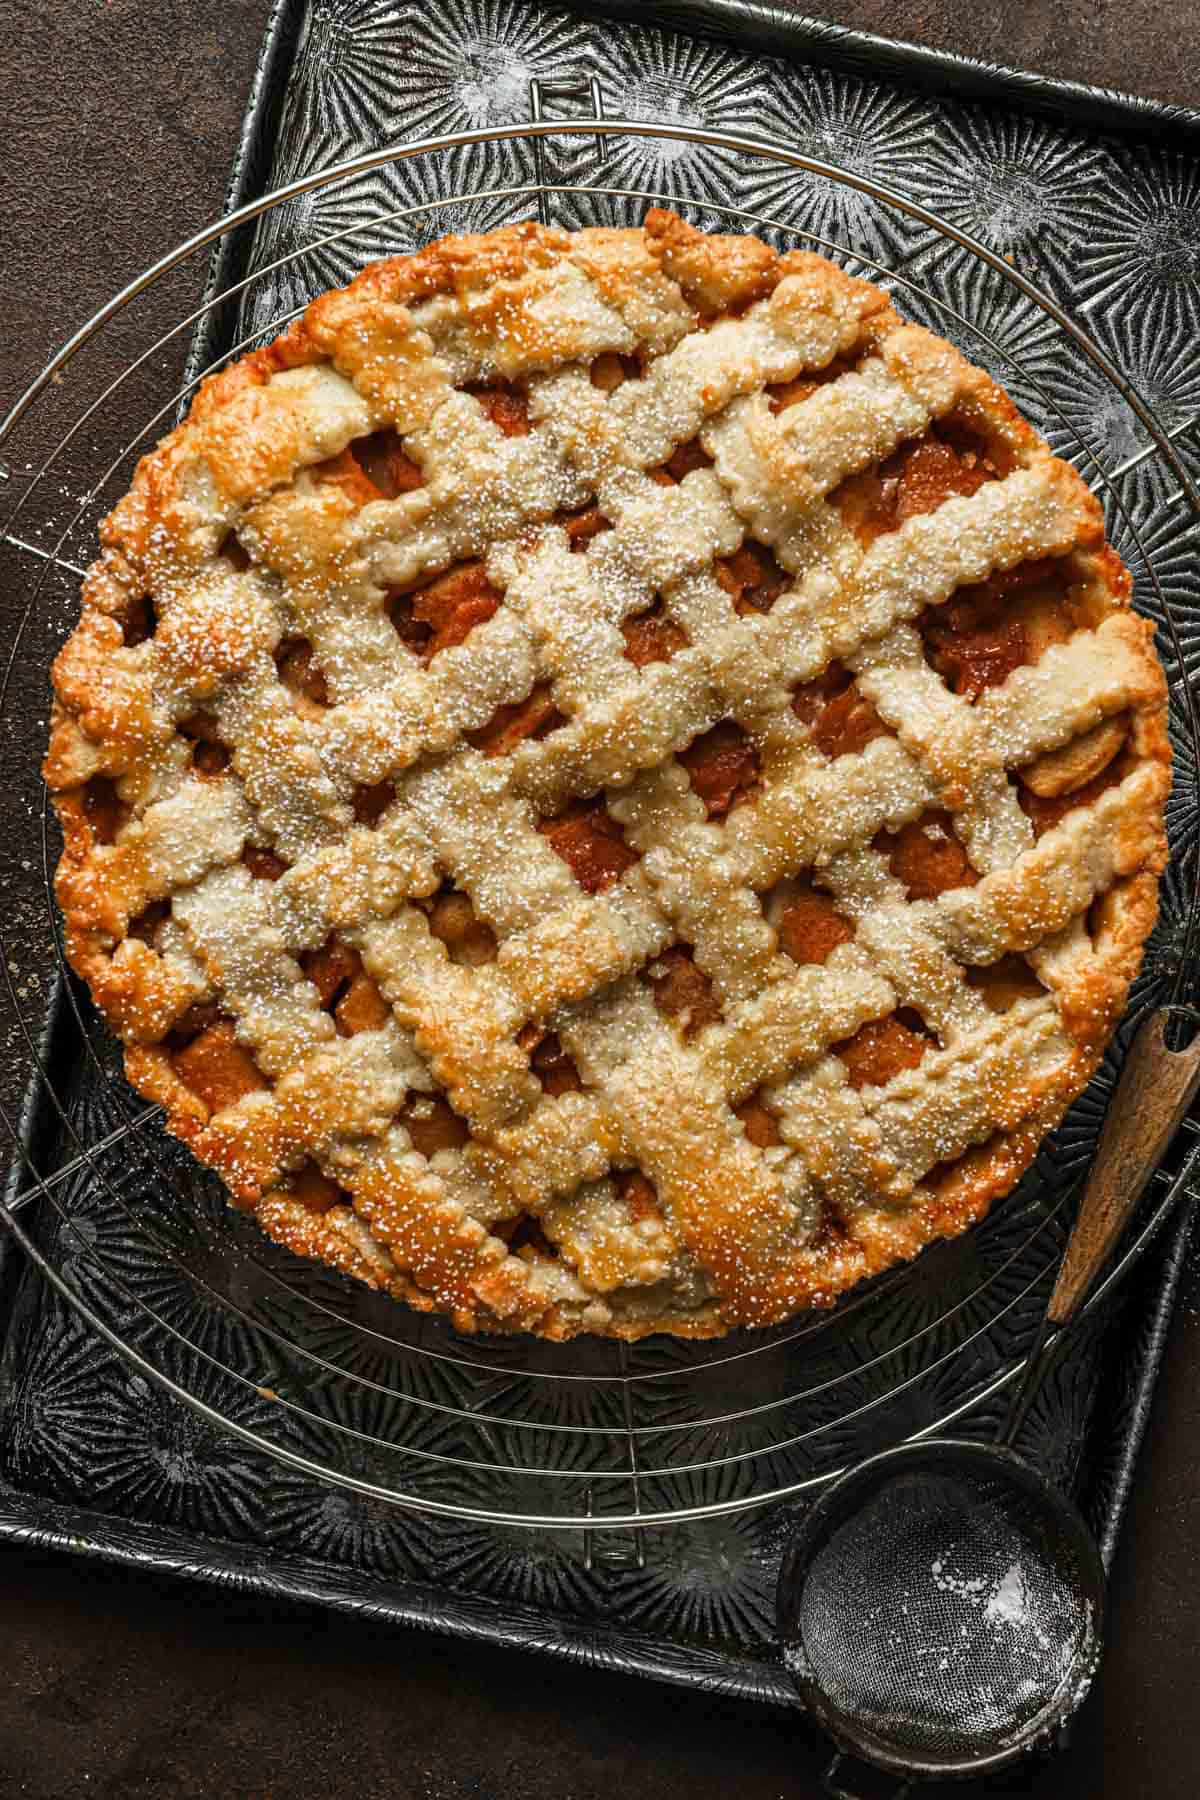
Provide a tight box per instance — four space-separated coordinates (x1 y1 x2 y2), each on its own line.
2 0 1200 1715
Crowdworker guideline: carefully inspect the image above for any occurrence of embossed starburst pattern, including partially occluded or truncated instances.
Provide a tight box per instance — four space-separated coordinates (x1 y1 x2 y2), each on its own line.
580 26 766 200
290 0 411 142
385 0 583 138
1073 149 1200 340
904 111 1117 283
747 68 936 268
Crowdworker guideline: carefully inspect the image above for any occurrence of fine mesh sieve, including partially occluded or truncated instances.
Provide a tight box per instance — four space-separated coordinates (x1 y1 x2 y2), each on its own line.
778 1441 1103 1784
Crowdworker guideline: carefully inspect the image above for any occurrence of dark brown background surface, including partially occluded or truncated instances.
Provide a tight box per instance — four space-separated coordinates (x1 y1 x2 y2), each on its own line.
3 3 1200 1795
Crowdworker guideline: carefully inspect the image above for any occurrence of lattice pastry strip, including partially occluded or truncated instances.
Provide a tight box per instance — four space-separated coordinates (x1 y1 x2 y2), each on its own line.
812 847 989 1044
47 214 1170 1338
700 329 968 535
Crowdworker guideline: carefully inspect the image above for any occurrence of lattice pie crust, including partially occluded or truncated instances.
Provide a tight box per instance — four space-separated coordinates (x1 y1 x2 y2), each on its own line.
47 212 1170 1339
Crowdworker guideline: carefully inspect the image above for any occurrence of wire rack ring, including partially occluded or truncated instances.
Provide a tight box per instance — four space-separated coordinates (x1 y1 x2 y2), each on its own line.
2 108 1199 1536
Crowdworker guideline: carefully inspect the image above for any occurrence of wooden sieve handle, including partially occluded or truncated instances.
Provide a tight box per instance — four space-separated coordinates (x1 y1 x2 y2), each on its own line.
1047 1007 1200 1327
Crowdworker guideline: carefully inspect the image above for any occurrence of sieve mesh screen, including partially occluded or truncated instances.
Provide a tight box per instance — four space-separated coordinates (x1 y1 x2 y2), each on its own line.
789 1465 1099 1764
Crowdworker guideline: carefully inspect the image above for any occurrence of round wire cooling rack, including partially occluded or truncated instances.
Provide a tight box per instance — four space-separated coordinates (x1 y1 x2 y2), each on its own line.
2 110 1200 1539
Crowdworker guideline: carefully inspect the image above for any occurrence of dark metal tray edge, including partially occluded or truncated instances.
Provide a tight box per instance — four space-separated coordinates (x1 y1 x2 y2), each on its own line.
0 1478 797 1709
3 0 1198 1703
577 2 1200 145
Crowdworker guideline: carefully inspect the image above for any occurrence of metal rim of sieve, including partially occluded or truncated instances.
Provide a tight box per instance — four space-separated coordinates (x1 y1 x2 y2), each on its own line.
777 1437 1107 1781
